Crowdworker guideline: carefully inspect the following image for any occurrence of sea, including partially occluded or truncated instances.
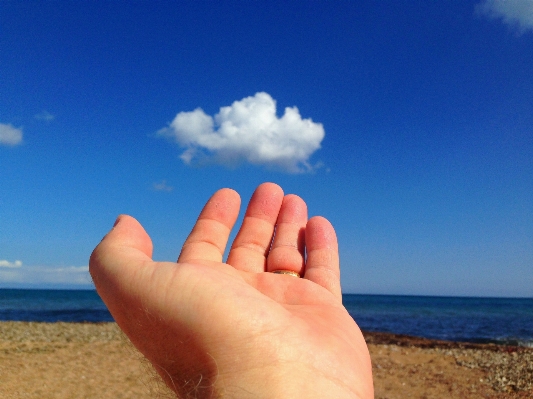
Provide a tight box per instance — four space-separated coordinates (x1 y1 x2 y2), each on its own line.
1 289 532 347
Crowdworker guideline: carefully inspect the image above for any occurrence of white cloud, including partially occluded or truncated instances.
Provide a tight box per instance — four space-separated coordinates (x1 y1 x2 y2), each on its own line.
476 0 533 33
153 180 173 192
158 92 325 173
0 264 92 287
0 260 22 268
0 123 23 146
34 110 55 122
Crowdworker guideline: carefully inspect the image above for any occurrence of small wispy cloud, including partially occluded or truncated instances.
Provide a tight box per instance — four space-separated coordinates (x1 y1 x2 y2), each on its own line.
0 260 22 268
158 92 325 173
0 123 23 146
34 110 55 122
0 264 92 287
476 0 533 33
153 180 173 192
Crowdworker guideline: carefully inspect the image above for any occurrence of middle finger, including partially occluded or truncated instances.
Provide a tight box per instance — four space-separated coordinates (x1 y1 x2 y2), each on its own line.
226 182 284 272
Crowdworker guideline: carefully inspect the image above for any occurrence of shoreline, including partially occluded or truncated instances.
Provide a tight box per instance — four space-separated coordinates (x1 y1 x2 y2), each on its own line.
1 321 531 398
362 330 533 397
362 330 533 351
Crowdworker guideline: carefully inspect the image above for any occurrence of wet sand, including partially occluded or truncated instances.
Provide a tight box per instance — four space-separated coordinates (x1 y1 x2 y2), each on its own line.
0 322 531 398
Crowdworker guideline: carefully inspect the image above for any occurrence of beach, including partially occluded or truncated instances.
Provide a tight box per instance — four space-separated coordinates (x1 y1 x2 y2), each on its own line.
0 322 531 399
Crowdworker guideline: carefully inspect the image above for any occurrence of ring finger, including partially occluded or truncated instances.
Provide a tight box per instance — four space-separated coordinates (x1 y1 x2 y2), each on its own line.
266 194 308 276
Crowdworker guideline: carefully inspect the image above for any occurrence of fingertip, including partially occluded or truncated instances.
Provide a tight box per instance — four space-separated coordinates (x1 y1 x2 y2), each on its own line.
179 187 242 264
304 216 342 301
98 214 153 258
257 181 283 192
216 187 241 203
305 216 338 250
202 188 242 229
112 214 124 227
277 194 308 223
252 182 284 203
112 214 137 227
248 183 284 215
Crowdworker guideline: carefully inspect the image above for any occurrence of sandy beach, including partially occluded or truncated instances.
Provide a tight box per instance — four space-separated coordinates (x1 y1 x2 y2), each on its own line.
0 322 531 399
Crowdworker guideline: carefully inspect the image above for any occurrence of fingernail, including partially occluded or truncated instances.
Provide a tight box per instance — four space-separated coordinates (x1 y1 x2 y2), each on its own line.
112 215 122 228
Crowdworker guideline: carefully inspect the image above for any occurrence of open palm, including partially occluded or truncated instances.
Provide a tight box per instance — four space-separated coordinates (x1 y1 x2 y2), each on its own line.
89 183 373 399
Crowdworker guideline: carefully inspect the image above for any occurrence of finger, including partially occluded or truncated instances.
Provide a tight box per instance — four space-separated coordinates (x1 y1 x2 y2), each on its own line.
90 214 153 268
304 216 342 301
89 215 154 309
266 194 307 275
178 188 241 264
226 182 284 272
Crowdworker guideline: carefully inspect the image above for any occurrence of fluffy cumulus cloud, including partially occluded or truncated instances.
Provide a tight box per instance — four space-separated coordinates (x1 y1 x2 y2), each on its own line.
159 92 325 173
0 123 23 146
477 0 533 33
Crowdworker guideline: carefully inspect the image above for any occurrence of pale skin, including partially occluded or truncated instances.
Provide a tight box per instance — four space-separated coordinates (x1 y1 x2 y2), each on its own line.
89 182 374 399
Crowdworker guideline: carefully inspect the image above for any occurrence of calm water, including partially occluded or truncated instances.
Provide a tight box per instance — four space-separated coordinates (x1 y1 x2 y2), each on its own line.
1 289 532 346
0 289 113 323
344 294 533 347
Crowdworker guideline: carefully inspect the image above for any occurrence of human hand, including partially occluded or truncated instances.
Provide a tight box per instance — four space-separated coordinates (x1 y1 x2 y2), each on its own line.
89 182 373 399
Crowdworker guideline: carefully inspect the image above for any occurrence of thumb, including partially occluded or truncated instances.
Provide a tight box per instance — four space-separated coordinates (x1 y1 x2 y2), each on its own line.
89 215 153 301
100 214 153 258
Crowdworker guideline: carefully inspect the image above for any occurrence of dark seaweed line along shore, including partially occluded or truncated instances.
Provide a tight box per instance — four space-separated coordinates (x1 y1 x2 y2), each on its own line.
363 331 533 393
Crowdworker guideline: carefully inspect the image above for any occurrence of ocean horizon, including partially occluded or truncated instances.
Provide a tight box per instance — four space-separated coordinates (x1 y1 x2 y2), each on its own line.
1 288 532 347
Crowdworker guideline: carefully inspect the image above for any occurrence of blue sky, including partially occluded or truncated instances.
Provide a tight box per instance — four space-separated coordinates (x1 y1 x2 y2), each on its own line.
1 1 531 297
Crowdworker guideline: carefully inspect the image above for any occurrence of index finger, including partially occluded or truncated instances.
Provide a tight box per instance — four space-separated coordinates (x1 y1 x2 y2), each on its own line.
178 188 241 264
